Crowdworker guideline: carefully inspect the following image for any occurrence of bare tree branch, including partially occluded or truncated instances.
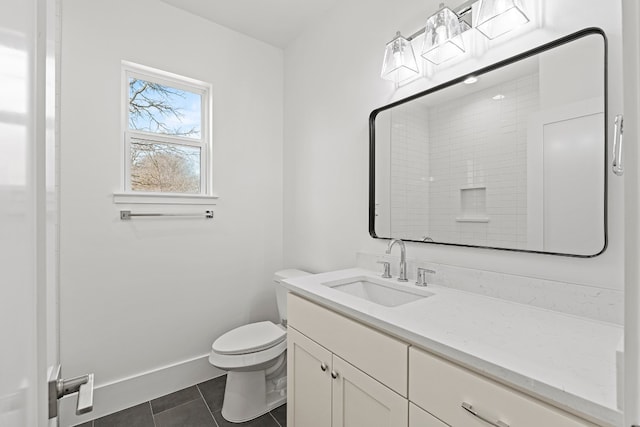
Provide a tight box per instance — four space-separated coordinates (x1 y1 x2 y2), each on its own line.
128 78 198 136
130 142 199 193
127 78 201 193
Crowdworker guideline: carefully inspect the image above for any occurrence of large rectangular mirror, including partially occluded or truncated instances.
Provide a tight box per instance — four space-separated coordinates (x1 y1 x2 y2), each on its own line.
370 29 607 257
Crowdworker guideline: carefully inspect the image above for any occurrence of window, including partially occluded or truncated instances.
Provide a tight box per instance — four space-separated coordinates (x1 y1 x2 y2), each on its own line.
120 62 212 199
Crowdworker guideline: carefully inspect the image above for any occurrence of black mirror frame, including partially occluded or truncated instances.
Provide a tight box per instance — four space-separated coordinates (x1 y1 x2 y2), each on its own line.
369 27 608 258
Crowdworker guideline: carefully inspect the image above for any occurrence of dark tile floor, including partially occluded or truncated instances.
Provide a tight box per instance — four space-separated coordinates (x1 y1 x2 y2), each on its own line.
74 375 286 427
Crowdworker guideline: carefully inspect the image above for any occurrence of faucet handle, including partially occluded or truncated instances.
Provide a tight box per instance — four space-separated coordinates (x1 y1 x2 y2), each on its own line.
416 268 435 287
376 261 392 279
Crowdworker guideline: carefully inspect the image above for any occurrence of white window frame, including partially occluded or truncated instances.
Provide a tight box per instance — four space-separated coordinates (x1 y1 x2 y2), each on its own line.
114 61 216 204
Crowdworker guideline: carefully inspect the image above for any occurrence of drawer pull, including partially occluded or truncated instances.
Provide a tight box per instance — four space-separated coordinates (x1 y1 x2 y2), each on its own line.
461 402 509 427
320 362 328 372
331 371 339 379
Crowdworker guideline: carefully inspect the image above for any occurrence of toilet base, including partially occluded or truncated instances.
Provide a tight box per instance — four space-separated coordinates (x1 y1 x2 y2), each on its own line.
221 368 287 423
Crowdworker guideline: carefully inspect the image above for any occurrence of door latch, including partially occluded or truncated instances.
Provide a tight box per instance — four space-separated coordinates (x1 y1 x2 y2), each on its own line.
48 366 95 419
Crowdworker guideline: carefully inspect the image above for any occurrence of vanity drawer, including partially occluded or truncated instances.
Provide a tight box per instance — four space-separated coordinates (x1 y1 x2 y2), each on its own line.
410 403 449 427
409 347 598 427
288 293 408 396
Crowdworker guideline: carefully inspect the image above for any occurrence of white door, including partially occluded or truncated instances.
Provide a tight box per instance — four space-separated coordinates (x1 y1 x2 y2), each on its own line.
542 112 605 255
0 0 59 425
623 0 640 425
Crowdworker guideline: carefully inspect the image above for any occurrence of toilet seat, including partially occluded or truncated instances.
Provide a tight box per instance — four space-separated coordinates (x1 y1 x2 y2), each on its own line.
209 321 287 371
212 321 286 355
209 338 287 371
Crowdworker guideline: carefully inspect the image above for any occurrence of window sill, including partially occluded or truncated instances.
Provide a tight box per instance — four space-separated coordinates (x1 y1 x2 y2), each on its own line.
113 192 219 205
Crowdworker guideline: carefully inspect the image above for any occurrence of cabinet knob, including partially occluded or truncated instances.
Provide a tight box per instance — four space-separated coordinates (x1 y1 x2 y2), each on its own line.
320 362 328 372
331 371 339 379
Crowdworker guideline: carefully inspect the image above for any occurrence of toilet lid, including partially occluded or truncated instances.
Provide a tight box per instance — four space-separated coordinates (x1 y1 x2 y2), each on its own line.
212 321 286 355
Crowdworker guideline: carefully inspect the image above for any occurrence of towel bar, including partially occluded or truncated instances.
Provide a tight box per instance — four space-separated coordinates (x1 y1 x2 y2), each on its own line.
120 210 214 220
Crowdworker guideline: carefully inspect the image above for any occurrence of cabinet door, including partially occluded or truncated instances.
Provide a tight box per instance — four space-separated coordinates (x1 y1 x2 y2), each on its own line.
287 327 332 427
332 355 408 427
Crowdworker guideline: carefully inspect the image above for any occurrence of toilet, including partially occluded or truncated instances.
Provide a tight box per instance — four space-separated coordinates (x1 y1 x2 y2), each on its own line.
209 269 310 423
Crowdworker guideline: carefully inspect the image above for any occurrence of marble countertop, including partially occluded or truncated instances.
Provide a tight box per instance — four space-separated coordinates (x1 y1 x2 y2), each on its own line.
282 268 623 427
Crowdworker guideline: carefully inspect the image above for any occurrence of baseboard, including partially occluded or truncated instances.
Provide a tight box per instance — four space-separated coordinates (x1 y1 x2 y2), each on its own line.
59 353 224 426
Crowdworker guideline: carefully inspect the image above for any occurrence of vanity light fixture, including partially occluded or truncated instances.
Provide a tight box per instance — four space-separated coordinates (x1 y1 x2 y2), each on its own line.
381 31 420 82
381 0 532 82
476 0 530 40
422 4 466 65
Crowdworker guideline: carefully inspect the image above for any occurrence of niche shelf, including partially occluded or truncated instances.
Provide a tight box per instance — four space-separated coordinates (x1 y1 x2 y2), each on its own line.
456 186 490 223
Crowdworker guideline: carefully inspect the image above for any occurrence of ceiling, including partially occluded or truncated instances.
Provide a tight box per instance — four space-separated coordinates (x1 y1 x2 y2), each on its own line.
160 0 340 48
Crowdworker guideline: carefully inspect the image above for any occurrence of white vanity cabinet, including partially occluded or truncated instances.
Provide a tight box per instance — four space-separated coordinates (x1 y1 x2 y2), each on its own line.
287 294 409 427
287 293 603 427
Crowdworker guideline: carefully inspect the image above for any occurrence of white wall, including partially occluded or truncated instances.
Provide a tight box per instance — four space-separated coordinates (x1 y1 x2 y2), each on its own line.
283 0 624 290
59 0 283 421
389 103 430 240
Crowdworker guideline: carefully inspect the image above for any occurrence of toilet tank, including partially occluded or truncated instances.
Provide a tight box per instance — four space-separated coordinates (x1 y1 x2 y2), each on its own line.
274 269 311 325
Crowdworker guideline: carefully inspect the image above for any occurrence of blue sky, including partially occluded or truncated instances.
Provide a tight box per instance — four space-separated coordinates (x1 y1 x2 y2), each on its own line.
128 78 202 138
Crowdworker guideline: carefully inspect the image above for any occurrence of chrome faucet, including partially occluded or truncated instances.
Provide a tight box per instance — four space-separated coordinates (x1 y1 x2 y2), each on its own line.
386 239 408 282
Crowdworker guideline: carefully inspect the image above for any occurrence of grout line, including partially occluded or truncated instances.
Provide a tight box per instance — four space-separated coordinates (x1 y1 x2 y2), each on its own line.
148 401 157 427
269 411 283 427
196 383 220 427
150 387 202 416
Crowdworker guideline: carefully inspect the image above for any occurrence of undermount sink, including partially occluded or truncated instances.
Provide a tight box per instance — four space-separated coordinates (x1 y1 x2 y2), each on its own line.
322 276 433 307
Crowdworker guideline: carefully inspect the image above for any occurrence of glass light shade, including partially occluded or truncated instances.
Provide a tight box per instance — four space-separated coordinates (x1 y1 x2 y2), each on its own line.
381 32 419 82
421 6 465 65
476 0 530 40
